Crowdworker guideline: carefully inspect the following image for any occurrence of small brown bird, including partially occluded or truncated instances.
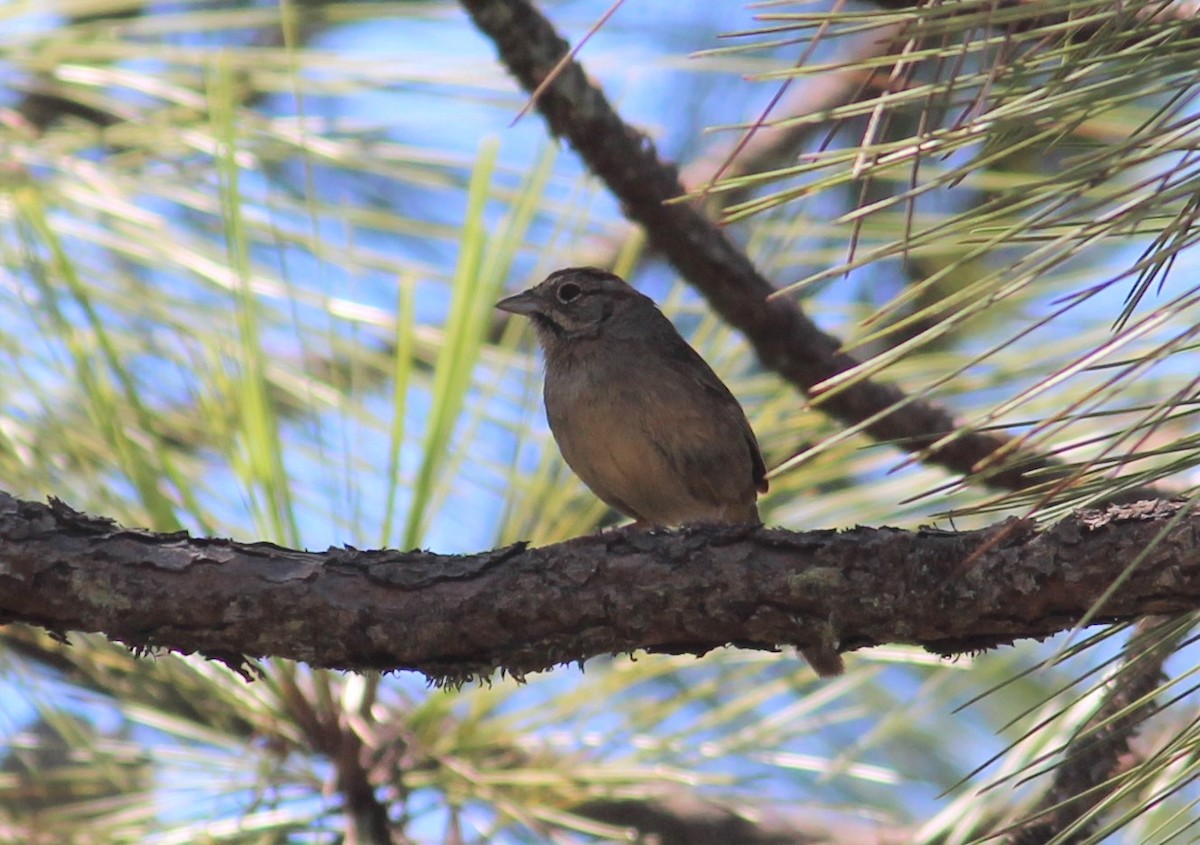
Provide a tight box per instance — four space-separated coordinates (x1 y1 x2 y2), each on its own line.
497 267 844 677
497 267 767 527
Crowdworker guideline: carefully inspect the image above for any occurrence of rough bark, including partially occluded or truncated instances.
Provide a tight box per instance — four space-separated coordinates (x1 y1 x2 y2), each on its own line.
2 491 1195 685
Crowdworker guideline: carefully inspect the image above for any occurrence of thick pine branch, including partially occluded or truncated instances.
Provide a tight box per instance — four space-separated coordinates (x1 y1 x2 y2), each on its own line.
1 491 1194 685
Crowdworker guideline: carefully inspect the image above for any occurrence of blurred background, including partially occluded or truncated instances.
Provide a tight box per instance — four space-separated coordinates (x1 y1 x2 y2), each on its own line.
1 1 1199 842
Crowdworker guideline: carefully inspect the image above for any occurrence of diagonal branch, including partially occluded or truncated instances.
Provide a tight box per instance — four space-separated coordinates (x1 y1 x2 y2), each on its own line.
2 491 1196 685
1003 615 1186 845
458 0 1060 492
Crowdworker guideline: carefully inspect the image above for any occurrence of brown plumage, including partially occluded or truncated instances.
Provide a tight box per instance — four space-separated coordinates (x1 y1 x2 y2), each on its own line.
497 267 766 527
497 267 844 677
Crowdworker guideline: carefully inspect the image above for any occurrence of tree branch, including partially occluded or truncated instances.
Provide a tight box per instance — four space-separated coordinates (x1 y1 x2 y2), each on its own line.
1004 615 1184 845
2 491 1195 685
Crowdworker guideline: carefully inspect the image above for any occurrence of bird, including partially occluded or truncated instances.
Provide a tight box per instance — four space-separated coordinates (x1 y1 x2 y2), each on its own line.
496 267 845 677
496 266 767 527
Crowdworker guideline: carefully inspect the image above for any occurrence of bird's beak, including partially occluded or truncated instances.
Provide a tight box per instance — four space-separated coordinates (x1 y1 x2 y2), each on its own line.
495 290 542 316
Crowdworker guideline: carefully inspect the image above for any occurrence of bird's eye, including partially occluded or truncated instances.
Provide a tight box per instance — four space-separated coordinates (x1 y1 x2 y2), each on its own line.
556 282 582 303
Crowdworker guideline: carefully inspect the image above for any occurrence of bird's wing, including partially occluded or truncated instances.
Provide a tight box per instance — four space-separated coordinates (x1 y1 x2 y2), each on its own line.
653 336 769 502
